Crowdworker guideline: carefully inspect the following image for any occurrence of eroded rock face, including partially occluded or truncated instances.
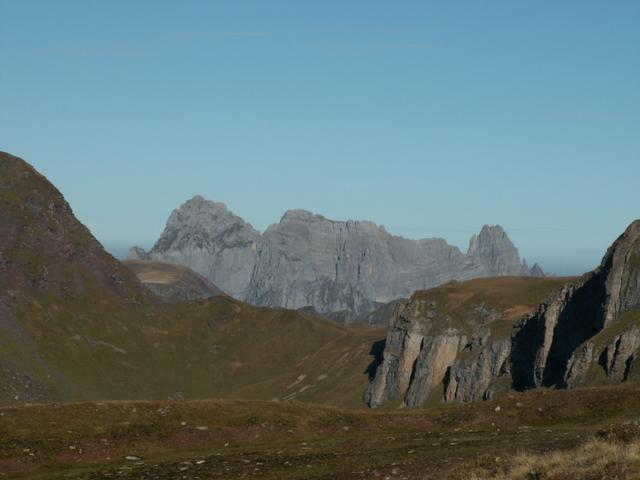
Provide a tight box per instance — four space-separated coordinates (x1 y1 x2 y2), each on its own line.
443 336 511 403
134 196 540 317
511 283 584 390
366 223 640 410
602 327 640 381
512 220 640 391
364 298 513 408
363 277 561 408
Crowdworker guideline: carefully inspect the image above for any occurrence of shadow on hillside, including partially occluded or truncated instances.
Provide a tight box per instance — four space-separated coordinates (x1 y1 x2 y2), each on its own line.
365 339 386 381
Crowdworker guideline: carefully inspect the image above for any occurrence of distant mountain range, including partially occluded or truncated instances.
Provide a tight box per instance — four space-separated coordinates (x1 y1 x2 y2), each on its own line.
130 195 544 319
1 150 640 411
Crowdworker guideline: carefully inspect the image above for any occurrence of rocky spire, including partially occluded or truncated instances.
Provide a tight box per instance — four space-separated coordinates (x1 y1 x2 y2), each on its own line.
467 225 529 276
146 195 262 299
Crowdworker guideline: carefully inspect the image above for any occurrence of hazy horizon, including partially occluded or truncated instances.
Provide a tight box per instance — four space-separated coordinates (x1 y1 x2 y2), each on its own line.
2 1 638 276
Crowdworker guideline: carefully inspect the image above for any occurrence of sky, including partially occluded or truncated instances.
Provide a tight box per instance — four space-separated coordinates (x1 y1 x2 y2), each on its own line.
1 1 639 275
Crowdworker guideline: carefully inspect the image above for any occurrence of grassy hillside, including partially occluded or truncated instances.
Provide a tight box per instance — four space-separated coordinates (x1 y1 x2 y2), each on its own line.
0 151 386 407
10 292 385 408
2 383 640 479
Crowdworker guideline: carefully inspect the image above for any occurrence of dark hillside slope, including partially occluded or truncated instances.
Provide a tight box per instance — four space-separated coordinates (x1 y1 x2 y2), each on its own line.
0 151 153 402
0 152 383 407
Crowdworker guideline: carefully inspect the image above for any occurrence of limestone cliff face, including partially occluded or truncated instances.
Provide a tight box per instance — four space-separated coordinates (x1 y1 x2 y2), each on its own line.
133 196 541 317
512 220 640 391
443 336 511 403
365 277 563 408
367 221 640 409
364 303 511 408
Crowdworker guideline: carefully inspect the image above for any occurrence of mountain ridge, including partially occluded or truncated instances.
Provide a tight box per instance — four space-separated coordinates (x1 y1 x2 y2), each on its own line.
132 195 544 318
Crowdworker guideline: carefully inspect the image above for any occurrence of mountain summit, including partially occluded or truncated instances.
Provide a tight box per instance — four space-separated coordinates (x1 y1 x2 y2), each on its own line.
132 196 543 318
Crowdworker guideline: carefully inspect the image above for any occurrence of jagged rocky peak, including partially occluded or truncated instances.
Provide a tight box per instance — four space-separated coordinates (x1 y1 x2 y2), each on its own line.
144 195 261 299
529 262 545 277
138 196 543 318
159 195 255 247
468 225 529 275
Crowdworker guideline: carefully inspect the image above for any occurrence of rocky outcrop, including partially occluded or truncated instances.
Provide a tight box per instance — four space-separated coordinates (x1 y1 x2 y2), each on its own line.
510 283 585 390
443 336 511 403
368 221 640 409
134 196 542 318
365 277 566 408
512 220 640 391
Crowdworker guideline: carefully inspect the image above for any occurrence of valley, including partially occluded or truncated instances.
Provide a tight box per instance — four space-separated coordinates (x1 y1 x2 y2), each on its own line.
4 3 638 477
2 151 640 479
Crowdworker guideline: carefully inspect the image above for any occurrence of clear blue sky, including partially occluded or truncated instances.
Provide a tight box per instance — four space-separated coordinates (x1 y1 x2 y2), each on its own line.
2 1 639 274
